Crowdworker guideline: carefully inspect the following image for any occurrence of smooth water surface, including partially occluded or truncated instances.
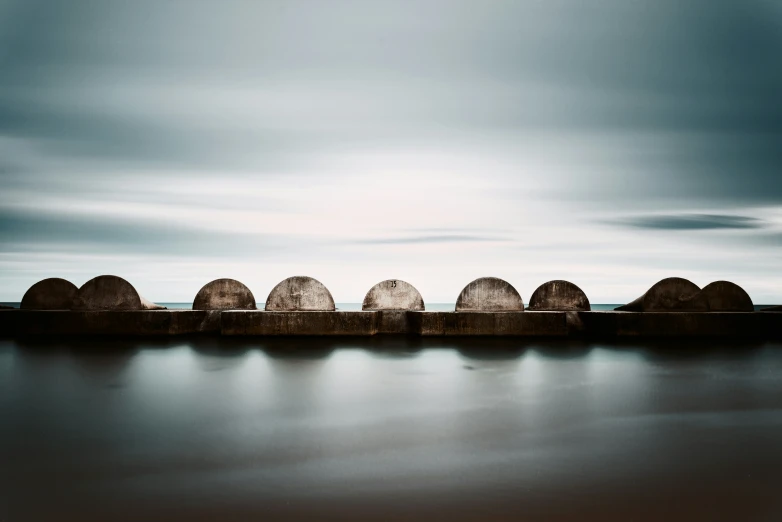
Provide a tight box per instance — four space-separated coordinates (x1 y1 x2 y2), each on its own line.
2 338 782 521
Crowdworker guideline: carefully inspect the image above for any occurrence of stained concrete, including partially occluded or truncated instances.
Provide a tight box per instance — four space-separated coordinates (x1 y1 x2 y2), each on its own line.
265 276 335 311
70 275 166 311
8 310 220 336
222 311 376 335
616 277 705 312
20 278 78 310
2 309 781 338
577 311 780 339
455 277 524 312
71 275 142 310
617 278 754 313
362 279 424 310
700 281 754 312
377 310 414 334
410 311 566 336
193 278 257 310
528 280 591 311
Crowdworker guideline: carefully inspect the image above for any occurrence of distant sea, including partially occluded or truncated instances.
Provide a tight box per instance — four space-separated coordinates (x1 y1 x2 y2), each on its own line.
1 302 776 311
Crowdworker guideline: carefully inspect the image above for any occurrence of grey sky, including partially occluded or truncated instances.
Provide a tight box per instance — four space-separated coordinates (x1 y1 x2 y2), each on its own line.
1 0 782 302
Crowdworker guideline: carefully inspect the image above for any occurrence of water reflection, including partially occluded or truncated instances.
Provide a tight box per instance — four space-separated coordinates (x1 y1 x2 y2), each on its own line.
1 339 782 521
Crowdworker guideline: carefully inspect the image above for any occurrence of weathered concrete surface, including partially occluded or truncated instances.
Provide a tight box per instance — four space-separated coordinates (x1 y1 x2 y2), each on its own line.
577 311 781 338
71 275 142 310
9 310 221 336
222 311 377 335
193 278 257 310
70 275 166 311
362 279 424 310
700 281 754 312
3 309 781 338
409 311 566 336
20 278 78 310
265 276 335 311
616 277 705 312
528 280 591 311
377 310 414 334
455 277 524 312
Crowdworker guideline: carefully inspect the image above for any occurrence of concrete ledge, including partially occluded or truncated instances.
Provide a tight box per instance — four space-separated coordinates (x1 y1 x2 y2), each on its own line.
4 310 221 336
575 311 782 339
377 310 414 334
409 311 568 336
2 310 781 338
221 311 378 336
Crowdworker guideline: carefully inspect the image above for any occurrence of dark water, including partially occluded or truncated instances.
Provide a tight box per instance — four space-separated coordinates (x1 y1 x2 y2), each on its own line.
2 338 782 521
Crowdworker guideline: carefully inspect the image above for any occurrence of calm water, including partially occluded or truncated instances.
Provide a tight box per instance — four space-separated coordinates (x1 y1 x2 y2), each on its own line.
2 338 782 521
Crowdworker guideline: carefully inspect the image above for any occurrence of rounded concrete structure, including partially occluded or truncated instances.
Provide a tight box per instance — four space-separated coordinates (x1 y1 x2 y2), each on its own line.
193 278 257 310
362 279 424 310
20 278 78 310
700 281 753 312
265 276 336 311
69 275 165 311
455 277 524 312
71 275 144 310
616 277 703 312
528 280 590 311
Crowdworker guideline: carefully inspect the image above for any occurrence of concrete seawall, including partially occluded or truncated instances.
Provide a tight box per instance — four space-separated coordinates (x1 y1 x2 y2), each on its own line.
3 274 781 339
2 310 780 339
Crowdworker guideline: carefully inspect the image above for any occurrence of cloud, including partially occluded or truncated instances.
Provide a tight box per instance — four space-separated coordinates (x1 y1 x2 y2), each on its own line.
0 208 318 258
354 235 507 245
615 214 767 231
1 0 781 300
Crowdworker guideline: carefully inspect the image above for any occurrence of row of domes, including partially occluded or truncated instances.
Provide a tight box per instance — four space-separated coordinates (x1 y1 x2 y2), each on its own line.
16 275 755 312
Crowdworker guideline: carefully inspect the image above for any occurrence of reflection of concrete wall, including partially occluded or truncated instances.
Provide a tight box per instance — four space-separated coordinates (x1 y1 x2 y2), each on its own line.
21 278 78 310
265 276 335 311
455 277 524 312
362 280 424 310
193 279 256 310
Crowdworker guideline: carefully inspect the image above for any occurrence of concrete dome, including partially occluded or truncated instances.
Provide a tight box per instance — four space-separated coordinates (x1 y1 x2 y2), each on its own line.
700 281 753 312
265 276 335 311
455 277 524 312
528 280 590 311
20 278 78 310
362 279 424 310
193 278 257 310
71 275 166 310
616 277 704 312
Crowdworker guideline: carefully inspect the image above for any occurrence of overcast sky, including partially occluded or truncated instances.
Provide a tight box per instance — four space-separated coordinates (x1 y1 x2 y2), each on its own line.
1 0 782 303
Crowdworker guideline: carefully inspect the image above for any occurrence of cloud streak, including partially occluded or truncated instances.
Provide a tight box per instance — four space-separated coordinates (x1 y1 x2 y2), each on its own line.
1 0 781 301
615 214 767 231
